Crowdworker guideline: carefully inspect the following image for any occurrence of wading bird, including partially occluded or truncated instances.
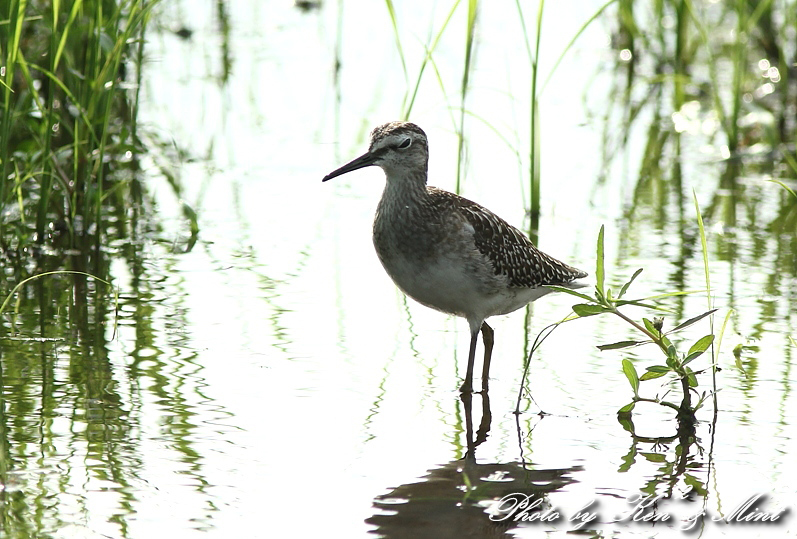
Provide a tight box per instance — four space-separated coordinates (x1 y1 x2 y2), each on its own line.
323 122 586 392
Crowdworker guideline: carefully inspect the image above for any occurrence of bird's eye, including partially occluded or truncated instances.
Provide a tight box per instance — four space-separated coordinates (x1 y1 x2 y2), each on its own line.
397 138 412 150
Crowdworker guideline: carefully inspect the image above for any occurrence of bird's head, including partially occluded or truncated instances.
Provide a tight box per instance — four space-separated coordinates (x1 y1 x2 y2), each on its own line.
322 121 429 182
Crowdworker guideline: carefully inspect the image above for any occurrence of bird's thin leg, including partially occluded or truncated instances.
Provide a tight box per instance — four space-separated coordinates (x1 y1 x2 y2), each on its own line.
460 325 480 393
480 322 494 392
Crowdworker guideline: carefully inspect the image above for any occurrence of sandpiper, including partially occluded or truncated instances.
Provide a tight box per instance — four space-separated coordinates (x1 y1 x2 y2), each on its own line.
323 121 587 393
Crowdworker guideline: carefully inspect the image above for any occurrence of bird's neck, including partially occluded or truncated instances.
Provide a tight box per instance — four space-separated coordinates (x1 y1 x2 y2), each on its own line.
373 169 438 260
380 169 429 210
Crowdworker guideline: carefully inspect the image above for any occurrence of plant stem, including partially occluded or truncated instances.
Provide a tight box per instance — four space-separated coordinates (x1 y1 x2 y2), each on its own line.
679 376 693 416
611 308 668 354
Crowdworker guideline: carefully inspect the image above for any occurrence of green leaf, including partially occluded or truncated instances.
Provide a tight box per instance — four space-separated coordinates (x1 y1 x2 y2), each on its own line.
614 299 663 310
683 334 715 365
618 268 643 299
682 352 703 365
622 359 639 396
640 371 668 381
693 392 710 412
618 402 636 415
596 225 605 297
597 340 642 351
686 368 698 388
688 335 714 356
545 285 595 302
572 304 609 317
666 355 678 370
646 365 671 373
668 309 718 334
643 318 659 336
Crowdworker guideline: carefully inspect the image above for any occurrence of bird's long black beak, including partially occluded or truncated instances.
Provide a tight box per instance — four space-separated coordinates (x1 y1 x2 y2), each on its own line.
322 151 378 182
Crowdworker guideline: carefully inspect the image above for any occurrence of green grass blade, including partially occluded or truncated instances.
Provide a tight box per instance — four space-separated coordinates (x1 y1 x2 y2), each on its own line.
514 0 544 228
635 289 706 301
714 309 733 362
455 0 478 193
596 225 605 296
514 0 535 63
54 0 84 69
692 190 711 307
402 0 460 118
383 0 408 87
529 0 544 226
768 179 797 199
460 109 522 160
27 62 101 145
782 153 797 176
539 0 619 93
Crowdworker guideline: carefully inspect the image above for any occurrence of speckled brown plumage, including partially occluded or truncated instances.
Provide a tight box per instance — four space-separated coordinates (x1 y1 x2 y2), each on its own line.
430 187 587 288
323 121 587 393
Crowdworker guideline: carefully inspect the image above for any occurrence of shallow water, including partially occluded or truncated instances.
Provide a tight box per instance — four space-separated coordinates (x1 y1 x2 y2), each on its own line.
1 1 795 538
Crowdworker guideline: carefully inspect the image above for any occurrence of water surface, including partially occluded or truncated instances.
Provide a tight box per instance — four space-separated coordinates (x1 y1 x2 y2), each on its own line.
1 1 795 538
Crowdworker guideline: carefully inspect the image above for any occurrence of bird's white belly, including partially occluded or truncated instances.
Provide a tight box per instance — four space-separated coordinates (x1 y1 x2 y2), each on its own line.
379 253 549 320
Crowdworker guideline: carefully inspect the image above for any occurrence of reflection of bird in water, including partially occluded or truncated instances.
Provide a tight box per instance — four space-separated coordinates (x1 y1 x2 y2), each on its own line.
366 393 581 538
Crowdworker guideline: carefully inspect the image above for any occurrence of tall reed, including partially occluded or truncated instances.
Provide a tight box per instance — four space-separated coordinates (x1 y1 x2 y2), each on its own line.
0 0 162 262
514 0 545 237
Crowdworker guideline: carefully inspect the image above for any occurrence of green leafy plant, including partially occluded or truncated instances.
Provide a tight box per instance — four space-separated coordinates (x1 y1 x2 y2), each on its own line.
550 225 717 422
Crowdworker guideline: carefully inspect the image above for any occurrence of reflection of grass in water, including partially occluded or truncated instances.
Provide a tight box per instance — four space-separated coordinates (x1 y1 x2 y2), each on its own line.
0 6 215 534
0 270 115 319
604 1 797 300
0 0 200 380
610 0 796 162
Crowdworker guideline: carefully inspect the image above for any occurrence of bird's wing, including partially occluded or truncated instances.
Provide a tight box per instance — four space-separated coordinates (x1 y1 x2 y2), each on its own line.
428 187 587 288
